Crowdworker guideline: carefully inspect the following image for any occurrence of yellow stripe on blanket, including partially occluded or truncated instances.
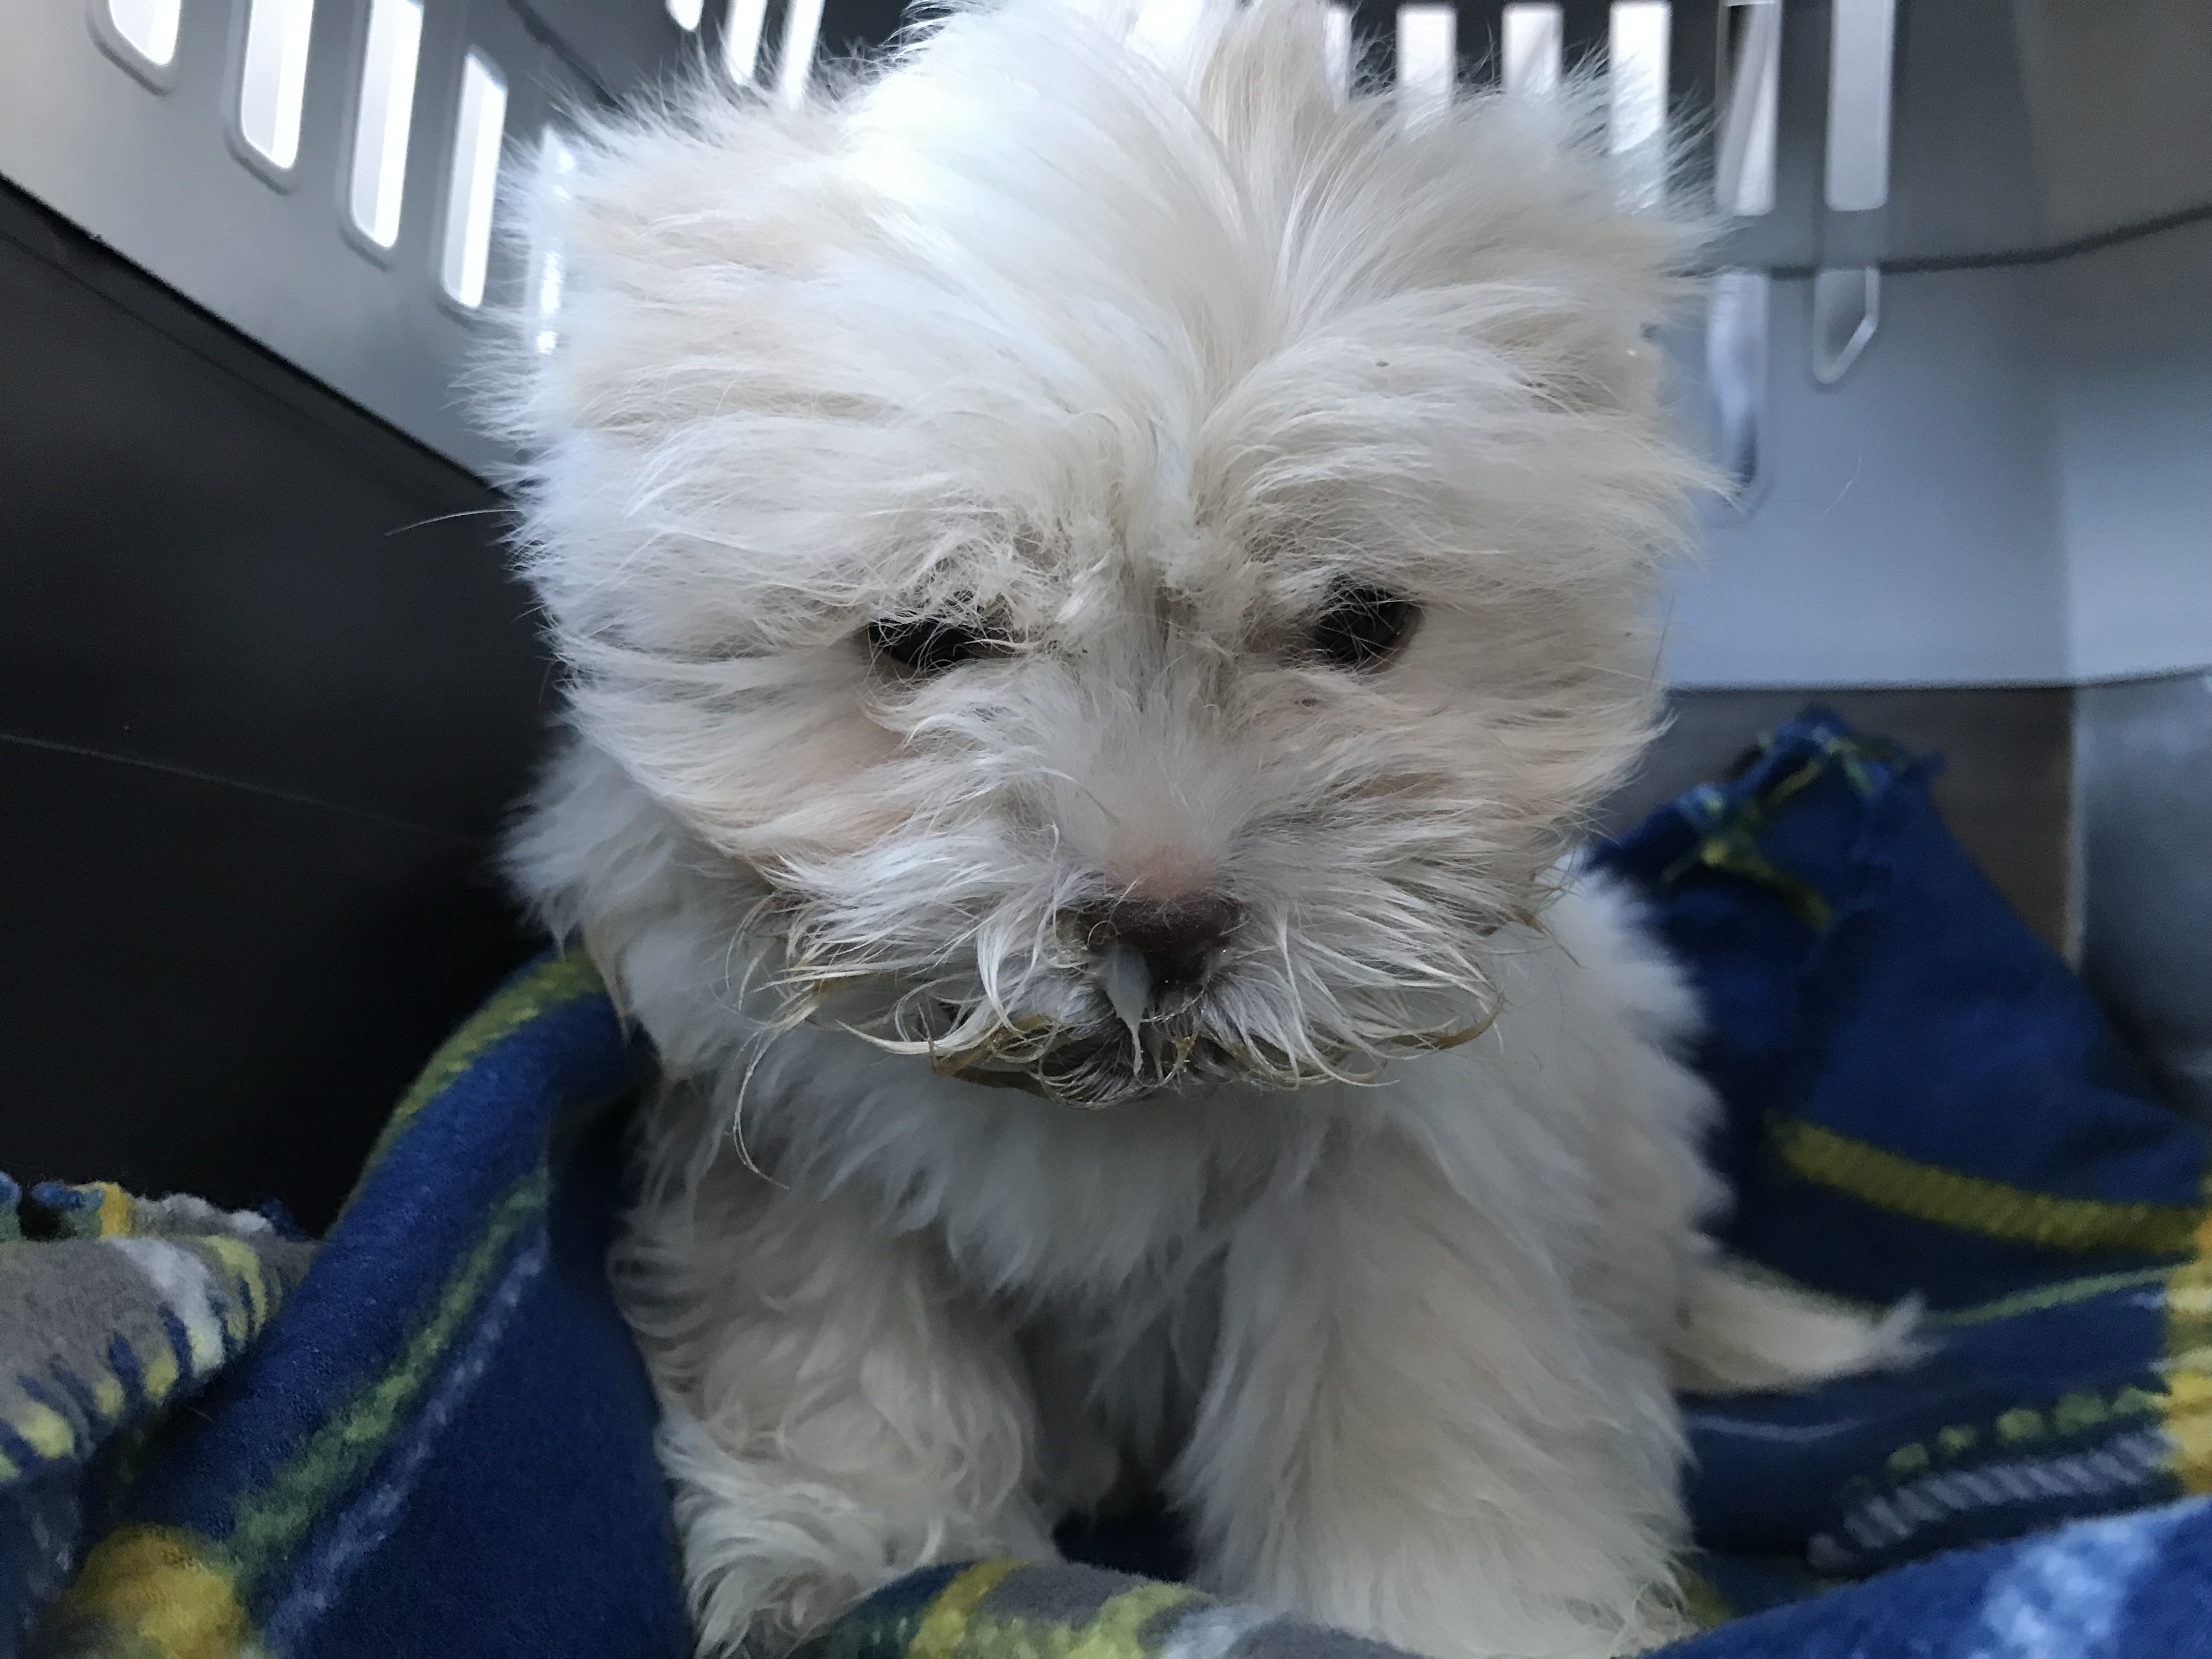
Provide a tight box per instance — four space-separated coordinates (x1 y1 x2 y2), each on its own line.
44 1525 254 1659
2164 1215 2212 1494
1771 1118 2208 1254
910 1561 1023 1659
1066 1582 1200 1659
9 1399 75 1461
94 1182 134 1239
910 1568 1200 1659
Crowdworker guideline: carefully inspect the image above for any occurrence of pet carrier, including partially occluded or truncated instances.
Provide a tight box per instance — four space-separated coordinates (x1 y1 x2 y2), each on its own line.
1 0 2205 1221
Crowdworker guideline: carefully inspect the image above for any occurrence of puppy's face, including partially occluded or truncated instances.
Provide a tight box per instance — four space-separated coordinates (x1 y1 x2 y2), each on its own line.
503 0 1703 1104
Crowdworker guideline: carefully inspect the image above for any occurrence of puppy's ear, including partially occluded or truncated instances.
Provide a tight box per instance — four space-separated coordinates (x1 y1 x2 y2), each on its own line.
489 84 868 445
1192 7 1702 421
1387 87 1703 421
1384 87 1700 420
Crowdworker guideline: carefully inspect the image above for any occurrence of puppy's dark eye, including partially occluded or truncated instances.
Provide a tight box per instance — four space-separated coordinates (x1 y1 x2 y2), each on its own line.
866 615 994 675
1307 585 1418 670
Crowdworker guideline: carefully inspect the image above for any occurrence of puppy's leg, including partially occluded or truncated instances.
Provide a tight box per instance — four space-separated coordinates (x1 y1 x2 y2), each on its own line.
1175 1134 1690 1659
1670 1259 1921 1396
617 1167 1053 1656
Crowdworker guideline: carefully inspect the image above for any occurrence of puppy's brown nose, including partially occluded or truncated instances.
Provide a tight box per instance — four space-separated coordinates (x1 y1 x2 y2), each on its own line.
1080 895 1239 991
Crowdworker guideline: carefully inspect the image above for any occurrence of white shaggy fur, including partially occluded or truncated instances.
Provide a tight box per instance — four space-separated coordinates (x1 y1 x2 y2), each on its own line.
492 3 1908 1655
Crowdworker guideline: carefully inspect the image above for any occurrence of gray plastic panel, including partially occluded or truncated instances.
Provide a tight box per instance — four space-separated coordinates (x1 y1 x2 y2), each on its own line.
512 0 710 95
1673 0 2212 687
0 0 614 473
2014 0 2212 245
2052 221 2212 684
2077 672 2212 1119
1666 261 2071 688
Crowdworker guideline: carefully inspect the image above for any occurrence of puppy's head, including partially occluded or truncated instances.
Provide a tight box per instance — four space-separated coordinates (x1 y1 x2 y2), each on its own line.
498 0 1706 1105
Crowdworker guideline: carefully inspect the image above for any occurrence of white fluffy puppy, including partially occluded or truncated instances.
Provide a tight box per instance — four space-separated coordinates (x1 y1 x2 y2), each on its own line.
495 3 1902 1655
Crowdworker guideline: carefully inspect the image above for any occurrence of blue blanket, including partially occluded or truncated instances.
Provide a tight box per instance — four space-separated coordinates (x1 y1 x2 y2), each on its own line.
13 711 2211 1658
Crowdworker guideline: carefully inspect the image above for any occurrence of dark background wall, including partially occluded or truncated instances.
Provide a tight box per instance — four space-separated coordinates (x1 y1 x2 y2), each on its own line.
0 180 553 1233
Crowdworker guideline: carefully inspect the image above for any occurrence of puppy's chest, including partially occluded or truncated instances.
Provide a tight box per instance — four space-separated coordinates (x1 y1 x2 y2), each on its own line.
912 1106 1307 1302
772 1054 1320 1300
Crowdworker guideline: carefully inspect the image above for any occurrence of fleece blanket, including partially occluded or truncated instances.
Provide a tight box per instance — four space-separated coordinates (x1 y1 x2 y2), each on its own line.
8 709 2210 1658
0 1181 316 1649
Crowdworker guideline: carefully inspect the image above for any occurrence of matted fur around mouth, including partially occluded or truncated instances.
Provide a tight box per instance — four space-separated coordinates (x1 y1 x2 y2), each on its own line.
780 975 1505 1109
740 842 1524 1105
853 990 1229 1108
